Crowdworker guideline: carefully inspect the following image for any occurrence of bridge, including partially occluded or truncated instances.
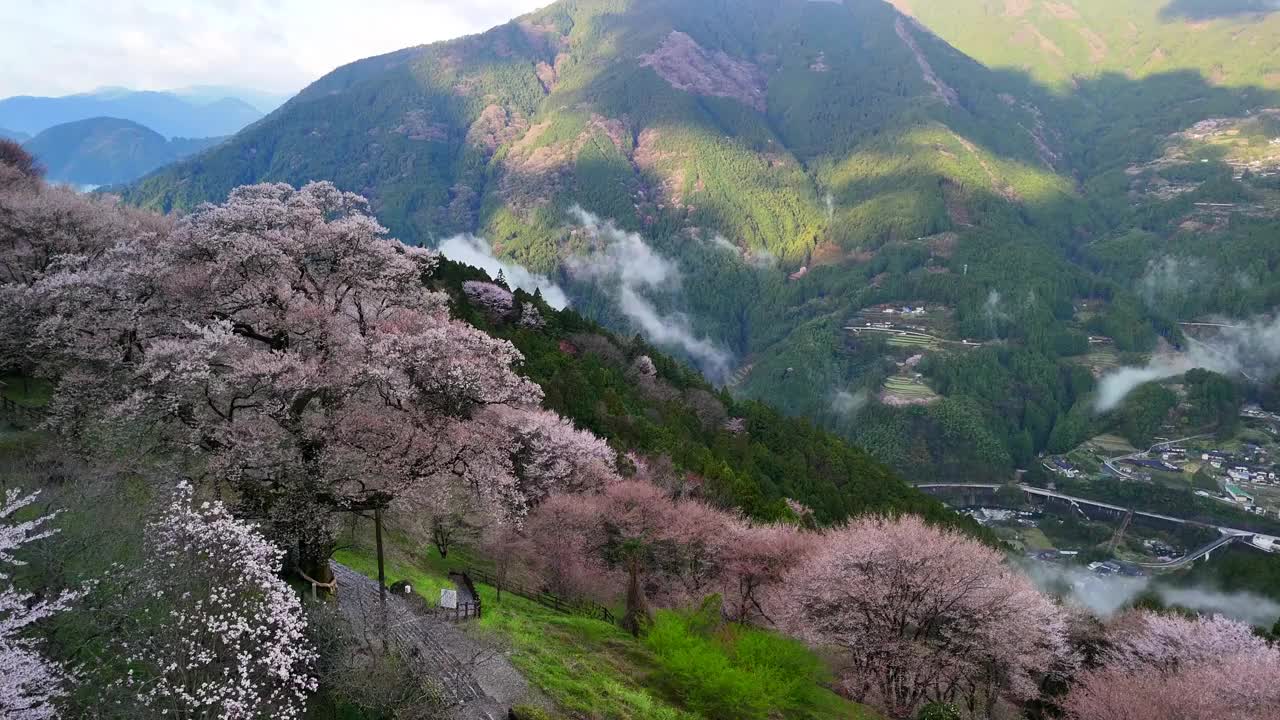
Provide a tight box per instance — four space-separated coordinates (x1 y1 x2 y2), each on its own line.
915 483 1277 568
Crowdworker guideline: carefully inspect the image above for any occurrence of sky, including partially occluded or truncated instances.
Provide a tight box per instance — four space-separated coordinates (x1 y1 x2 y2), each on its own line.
0 0 549 98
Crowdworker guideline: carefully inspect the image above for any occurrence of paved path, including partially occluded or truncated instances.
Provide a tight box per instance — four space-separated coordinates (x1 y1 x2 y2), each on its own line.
331 561 532 720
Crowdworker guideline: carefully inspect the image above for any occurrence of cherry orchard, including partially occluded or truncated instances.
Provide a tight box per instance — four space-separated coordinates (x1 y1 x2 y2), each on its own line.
25 182 608 581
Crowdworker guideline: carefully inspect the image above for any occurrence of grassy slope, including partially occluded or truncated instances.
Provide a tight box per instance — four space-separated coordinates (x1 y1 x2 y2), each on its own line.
334 535 881 720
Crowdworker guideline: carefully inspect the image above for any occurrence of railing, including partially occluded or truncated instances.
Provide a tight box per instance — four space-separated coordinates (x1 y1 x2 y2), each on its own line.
466 566 615 625
0 396 38 419
439 601 482 621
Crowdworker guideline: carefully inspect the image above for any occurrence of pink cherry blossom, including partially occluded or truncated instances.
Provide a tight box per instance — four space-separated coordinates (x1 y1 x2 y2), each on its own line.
773 515 1069 719
1064 610 1280 720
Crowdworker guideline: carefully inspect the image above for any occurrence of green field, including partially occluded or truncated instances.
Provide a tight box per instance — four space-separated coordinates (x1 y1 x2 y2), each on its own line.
885 332 939 350
1086 434 1139 455
882 375 940 402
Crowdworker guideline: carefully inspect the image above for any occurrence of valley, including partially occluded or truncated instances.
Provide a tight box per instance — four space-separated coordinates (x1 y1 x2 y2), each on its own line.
4 1 1280 718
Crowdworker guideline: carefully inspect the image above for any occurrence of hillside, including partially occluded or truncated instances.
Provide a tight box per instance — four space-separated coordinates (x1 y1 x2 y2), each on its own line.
0 88 262 137
119 0 1280 483
887 0 1280 89
23 117 222 185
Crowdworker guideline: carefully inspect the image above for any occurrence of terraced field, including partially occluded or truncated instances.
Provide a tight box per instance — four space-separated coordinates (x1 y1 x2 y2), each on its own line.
881 375 940 406
1074 348 1120 377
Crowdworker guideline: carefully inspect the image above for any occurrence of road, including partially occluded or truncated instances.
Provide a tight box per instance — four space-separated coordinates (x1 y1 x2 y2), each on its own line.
915 483 1277 567
1102 433 1213 477
1135 530 1253 570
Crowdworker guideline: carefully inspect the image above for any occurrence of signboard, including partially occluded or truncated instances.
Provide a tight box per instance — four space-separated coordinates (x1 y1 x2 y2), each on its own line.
440 588 458 609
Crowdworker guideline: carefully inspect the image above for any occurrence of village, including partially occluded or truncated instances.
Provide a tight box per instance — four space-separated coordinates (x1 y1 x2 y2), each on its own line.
1044 404 1280 522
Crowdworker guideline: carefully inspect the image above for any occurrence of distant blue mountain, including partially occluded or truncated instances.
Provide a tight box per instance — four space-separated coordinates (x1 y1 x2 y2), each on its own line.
168 85 294 114
0 89 263 138
0 127 29 142
23 117 223 186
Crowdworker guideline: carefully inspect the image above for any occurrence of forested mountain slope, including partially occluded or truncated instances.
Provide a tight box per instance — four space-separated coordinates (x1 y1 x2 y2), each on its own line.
121 0 1280 483
887 0 1280 89
24 117 222 186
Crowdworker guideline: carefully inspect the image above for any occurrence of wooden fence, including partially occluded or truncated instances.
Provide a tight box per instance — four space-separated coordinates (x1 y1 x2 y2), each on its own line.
437 601 482 621
466 566 615 625
0 396 36 418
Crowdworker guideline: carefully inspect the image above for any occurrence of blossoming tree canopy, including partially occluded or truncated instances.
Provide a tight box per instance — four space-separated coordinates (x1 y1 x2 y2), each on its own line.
775 515 1069 719
109 483 316 719
24 181 596 579
1065 610 1280 720
0 489 80 720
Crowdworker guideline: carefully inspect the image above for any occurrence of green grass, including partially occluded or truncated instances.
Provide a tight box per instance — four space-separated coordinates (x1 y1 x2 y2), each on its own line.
1019 527 1055 552
0 374 52 408
336 543 881 720
644 609 878 720
331 548 455 605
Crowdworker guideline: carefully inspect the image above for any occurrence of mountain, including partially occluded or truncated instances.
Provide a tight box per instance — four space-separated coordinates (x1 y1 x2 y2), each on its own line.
22 117 223 186
884 0 1280 89
0 127 28 142
168 85 295 114
120 0 1280 483
0 89 262 138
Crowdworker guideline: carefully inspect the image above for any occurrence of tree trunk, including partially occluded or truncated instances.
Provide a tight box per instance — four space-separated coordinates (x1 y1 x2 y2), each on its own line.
621 563 651 638
298 538 335 589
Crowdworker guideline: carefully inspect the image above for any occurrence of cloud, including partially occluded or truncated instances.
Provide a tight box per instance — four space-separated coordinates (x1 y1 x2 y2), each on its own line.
1024 562 1148 617
830 389 868 416
1139 256 1210 308
704 232 775 269
566 206 733 382
983 289 1009 338
709 234 738 253
1025 560 1280 626
0 0 548 97
1156 587 1280 628
438 234 570 310
1094 314 1280 412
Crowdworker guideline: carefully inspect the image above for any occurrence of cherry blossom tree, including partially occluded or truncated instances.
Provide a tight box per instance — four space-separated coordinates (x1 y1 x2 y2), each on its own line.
106 482 316 719
0 166 169 377
0 140 42 190
462 280 514 319
24 182 554 581
526 479 736 635
719 523 815 624
0 488 80 720
773 515 1068 719
1064 610 1280 720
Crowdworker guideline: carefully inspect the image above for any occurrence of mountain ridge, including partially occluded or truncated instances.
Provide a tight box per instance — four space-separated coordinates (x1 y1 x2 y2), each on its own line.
0 88 263 138
118 0 1280 483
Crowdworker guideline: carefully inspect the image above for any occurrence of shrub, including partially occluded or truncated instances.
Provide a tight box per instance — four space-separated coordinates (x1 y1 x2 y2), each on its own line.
644 606 829 720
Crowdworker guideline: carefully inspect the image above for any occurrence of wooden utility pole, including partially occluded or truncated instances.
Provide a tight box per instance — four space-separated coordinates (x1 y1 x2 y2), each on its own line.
374 505 386 604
